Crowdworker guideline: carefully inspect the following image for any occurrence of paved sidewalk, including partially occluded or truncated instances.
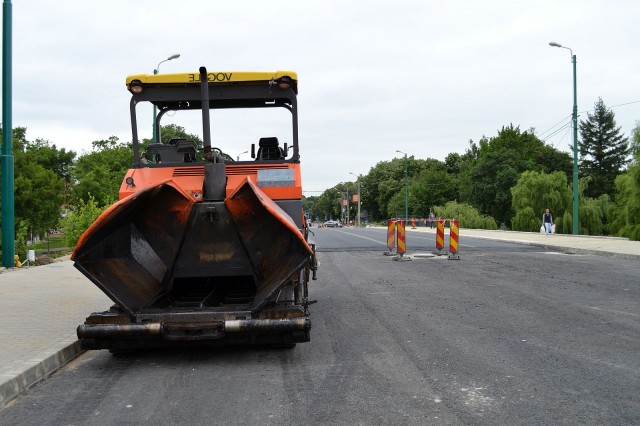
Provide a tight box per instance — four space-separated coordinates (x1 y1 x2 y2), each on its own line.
1 229 639 410
405 226 640 260
0 259 111 409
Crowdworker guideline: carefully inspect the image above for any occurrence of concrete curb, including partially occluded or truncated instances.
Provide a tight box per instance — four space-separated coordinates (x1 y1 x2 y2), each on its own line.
374 225 640 261
454 234 640 261
0 339 83 410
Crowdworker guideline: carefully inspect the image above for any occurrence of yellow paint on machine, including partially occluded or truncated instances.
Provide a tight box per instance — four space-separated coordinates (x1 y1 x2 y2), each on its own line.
126 70 298 87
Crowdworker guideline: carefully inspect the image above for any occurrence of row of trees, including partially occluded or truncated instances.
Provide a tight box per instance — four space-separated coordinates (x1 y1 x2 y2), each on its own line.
308 99 640 240
0 98 638 255
0 124 201 253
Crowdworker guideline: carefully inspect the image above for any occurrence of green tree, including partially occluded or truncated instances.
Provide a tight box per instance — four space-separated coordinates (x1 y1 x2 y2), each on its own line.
360 158 406 220
444 148 476 204
579 194 613 236
14 157 65 235
0 127 66 236
469 125 571 228
630 121 640 159
23 138 76 207
24 138 76 182
314 187 342 221
302 195 316 221
511 171 571 232
61 196 106 248
432 201 497 229
360 156 430 221
71 136 133 206
407 162 456 216
610 146 640 240
578 98 630 198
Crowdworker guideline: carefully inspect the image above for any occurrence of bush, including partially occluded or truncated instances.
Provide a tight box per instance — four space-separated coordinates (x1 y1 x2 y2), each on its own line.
610 162 640 240
511 170 571 232
512 207 539 232
433 201 497 229
15 220 30 261
60 196 106 249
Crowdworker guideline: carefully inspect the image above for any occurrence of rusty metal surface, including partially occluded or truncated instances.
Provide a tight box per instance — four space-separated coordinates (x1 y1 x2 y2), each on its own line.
163 321 225 341
225 179 312 311
73 183 194 316
77 308 310 349
74 178 310 313
77 323 161 339
224 318 308 333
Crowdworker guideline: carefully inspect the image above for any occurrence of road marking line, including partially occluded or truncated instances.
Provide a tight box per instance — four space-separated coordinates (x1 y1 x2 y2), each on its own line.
588 306 638 317
403 234 476 247
334 230 387 245
334 228 480 249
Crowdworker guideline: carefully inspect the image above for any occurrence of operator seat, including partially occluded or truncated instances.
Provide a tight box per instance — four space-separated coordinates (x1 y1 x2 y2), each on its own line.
256 137 284 160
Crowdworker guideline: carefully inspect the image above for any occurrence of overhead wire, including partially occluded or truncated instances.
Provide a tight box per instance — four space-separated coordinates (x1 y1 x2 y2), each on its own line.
542 121 571 143
538 113 572 138
539 99 639 148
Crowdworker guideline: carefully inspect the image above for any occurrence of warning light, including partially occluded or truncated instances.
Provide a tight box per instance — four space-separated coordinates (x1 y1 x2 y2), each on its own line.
129 81 143 94
277 76 292 90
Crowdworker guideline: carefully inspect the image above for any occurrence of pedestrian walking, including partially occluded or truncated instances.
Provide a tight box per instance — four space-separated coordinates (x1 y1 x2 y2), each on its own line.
429 211 435 229
542 208 553 236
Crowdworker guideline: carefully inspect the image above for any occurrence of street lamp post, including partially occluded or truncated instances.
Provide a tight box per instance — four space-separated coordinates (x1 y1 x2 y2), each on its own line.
549 41 579 235
396 150 408 222
2 0 15 267
237 150 248 161
346 188 349 225
349 172 361 227
152 53 180 144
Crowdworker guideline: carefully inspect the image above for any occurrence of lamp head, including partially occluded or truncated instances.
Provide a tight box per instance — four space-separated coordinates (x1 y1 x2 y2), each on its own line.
549 42 562 48
168 53 180 60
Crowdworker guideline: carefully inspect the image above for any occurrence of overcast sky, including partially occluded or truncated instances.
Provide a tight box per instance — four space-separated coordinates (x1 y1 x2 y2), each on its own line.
3 0 639 193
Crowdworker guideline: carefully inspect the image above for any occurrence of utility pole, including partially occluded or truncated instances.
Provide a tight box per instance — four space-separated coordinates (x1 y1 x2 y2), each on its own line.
396 150 408 222
346 188 349 225
550 41 579 234
350 172 361 226
2 0 15 267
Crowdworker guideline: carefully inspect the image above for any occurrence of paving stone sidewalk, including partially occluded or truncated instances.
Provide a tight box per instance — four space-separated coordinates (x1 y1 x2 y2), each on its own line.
405 226 640 261
0 259 110 409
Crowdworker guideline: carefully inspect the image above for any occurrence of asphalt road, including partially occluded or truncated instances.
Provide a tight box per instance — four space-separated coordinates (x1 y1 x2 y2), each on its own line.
2 227 639 425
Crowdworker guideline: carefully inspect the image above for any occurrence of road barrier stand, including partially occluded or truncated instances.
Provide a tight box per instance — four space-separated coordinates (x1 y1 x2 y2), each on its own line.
433 219 446 256
393 220 411 261
384 219 396 256
448 219 460 260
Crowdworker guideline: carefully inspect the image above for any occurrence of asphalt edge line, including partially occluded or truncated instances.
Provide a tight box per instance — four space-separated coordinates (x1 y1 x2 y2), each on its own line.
0 340 83 410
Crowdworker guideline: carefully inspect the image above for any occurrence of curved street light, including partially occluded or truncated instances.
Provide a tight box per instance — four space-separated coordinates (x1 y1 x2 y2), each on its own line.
549 41 579 235
395 150 408 222
152 53 181 144
237 150 248 161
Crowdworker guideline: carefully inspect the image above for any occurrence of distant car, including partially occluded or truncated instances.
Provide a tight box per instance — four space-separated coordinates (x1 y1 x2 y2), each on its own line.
324 220 342 228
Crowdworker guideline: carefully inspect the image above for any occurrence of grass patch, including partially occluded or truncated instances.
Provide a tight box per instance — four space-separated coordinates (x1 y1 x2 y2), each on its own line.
31 234 67 251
